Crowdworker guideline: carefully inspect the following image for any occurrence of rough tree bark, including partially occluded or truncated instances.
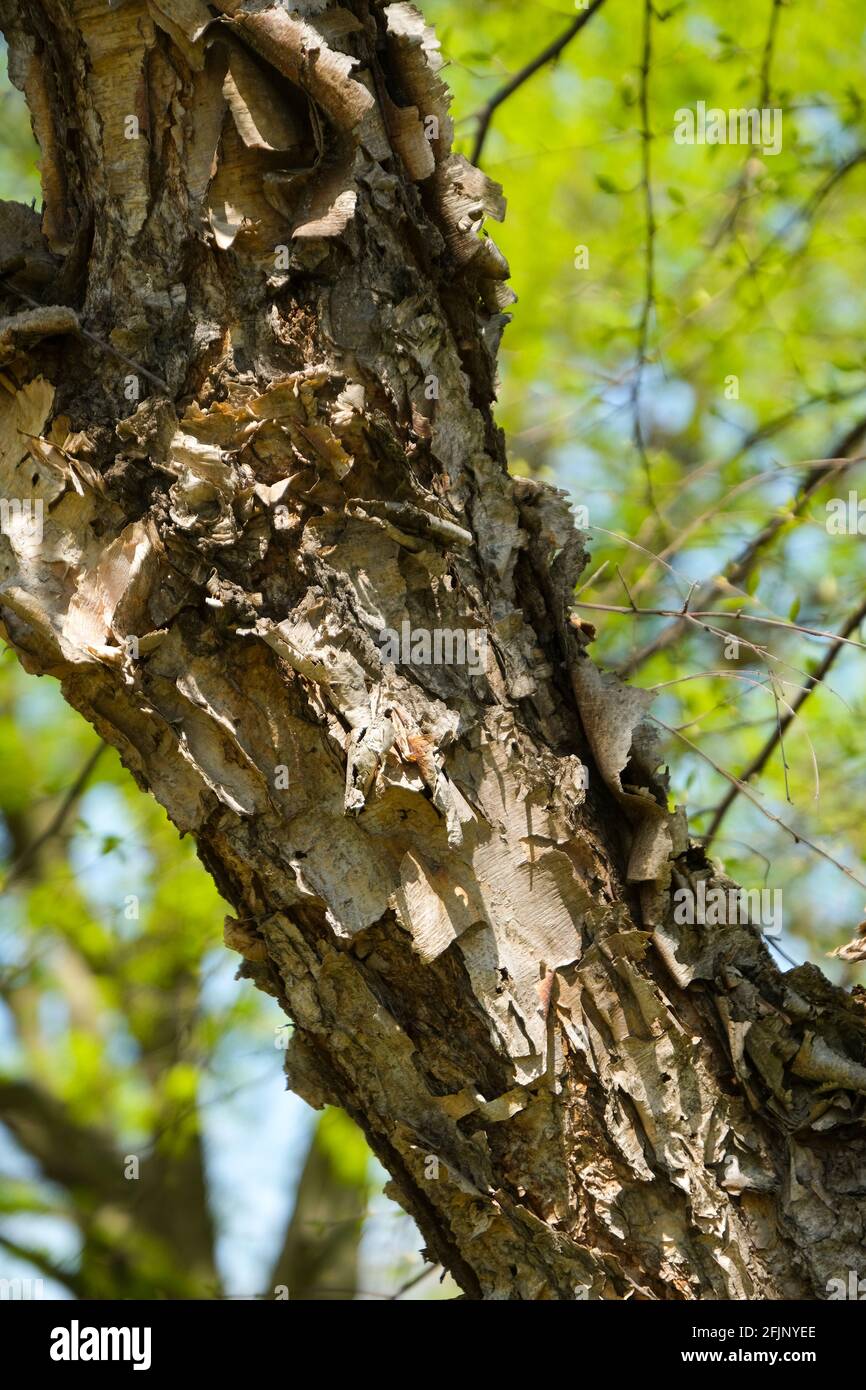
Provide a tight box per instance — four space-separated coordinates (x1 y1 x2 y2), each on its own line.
1 0 865 1301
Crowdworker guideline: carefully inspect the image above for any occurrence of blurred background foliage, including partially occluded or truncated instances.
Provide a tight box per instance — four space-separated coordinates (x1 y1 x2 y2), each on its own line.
426 0 866 962
2 0 866 1298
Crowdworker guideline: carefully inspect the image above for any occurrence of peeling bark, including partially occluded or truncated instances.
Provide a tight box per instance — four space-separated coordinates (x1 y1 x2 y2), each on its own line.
2 0 866 1301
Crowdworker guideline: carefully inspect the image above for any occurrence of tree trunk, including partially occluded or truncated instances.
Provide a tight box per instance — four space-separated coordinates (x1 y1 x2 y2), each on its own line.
2 0 865 1301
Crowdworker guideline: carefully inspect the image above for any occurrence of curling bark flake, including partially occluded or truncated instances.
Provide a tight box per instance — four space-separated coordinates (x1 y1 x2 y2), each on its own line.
1 0 865 1301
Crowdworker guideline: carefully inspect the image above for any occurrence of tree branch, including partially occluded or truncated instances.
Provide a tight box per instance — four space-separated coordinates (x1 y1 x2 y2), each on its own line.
617 411 866 677
471 0 608 165
2 741 105 889
631 0 659 518
0 1230 88 1298
654 716 866 894
702 595 866 845
709 0 785 246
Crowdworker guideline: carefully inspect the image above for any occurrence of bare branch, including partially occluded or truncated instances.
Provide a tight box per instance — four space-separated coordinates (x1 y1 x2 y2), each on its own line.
471 0 608 165
654 717 866 894
0 1231 87 1298
703 595 866 845
631 0 660 518
2 741 105 889
576 600 866 655
617 412 866 676
709 0 785 245
0 275 171 394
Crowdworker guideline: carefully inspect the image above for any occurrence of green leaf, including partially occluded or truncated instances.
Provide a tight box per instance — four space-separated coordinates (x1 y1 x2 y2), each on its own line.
595 173 620 195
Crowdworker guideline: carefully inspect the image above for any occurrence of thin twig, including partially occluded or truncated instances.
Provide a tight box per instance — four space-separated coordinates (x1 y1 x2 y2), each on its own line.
3 742 106 889
616 413 866 676
654 670 821 796
703 595 866 845
390 1264 439 1300
709 0 784 245
768 936 800 969
611 418 866 610
654 716 866 894
470 0 608 165
575 600 866 654
631 0 660 519
0 275 170 394
675 609 837 711
655 145 866 355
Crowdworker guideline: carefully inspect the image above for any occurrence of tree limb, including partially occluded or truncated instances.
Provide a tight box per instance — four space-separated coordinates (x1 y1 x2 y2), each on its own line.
703 595 866 844
471 0 608 165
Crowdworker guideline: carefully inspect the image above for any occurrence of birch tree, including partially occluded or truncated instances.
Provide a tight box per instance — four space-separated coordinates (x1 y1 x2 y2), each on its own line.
1 0 865 1301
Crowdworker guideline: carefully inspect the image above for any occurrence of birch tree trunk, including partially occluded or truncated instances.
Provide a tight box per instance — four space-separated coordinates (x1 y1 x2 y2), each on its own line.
2 0 865 1301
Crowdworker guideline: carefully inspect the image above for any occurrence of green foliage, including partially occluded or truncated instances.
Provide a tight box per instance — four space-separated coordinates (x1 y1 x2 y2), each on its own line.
316 1107 370 1189
0 45 40 204
427 0 866 959
0 653 421 1298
